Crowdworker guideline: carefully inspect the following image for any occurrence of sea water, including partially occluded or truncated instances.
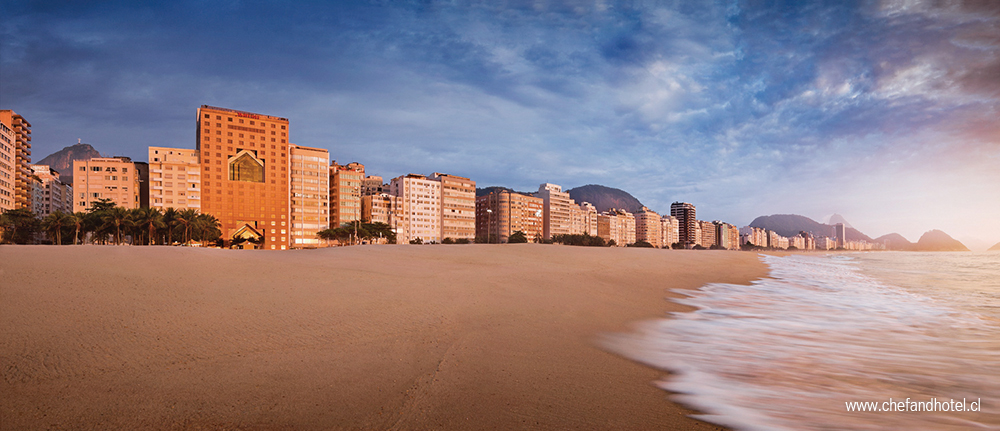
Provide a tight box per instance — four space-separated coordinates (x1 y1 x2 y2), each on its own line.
607 252 1000 430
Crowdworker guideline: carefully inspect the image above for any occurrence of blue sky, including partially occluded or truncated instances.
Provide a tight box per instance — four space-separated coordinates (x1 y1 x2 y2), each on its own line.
2 1 998 246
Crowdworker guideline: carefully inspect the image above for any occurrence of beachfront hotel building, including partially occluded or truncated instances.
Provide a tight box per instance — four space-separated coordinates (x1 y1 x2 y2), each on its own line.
289 144 330 248
430 172 476 242
330 161 364 228
197 105 290 250
670 202 697 248
362 193 402 242
29 165 73 217
148 147 201 211
72 157 141 212
475 190 544 243
569 202 599 236
390 174 442 244
597 209 636 246
0 119 15 211
661 215 680 247
713 221 739 250
533 183 574 239
0 110 31 210
634 206 663 247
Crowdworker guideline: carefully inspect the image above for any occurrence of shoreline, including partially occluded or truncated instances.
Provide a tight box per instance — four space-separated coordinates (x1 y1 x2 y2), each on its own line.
1 244 768 430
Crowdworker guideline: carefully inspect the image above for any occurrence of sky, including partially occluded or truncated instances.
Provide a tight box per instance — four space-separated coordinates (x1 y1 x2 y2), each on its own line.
2 0 998 247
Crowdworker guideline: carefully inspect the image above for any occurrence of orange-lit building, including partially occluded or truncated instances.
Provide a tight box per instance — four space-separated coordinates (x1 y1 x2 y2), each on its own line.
72 157 140 212
197 105 290 250
148 147 201 211
330 161 364 228
475 190 544 243
0 110 31 210
289 144 330 248
0 119 15 211
429 172 476 242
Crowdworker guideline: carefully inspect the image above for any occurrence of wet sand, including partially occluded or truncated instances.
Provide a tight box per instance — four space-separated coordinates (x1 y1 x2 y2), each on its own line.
1 244 766 430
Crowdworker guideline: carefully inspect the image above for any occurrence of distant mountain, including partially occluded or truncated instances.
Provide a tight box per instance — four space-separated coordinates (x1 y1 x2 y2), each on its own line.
749 214 873 241
874 233 914 251
475 186 533 197
36 143 102 185
566 184 644 213
989 242 1000 251
914 230 969 251
827 213 853 229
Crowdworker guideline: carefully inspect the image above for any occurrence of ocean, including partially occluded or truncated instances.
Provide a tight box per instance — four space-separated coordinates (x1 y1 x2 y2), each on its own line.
608 252 1000 430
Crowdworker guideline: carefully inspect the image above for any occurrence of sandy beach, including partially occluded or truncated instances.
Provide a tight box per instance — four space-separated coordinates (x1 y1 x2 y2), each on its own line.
1 244 767 430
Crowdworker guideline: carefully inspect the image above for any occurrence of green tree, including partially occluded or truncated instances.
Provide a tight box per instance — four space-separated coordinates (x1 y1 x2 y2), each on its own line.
0 208 40 244
161 208 179 244
41 211 72 245
175 209 199 244
70 212 86 245
101 206 130 245
133 207 165 245
192 213 222 245
508 230 528 243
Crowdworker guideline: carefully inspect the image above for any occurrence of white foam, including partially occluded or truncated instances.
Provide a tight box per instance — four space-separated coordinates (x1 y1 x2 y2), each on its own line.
606 253 1000 430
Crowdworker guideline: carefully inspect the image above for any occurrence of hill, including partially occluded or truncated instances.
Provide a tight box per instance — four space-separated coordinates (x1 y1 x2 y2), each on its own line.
749 214 873 242
989 242 1000 251
873 233 913 251
914 230 969 251
566 184 644 213
36 143 102 184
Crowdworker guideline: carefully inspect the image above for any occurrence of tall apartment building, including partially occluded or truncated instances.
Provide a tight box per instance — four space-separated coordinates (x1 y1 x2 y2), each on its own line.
362 175 387 196
362 193 402 243
390 174 442 244
72 157 140 212
698 220 716 248
29 165 73 216
289 144 330 248
430 172 476 241
568 202 598 236
0 110 31 210
634 206 662 247
713 221 739 250
475 190 544 243
197 105 290 250
834 223 846 248
661 215 679 247
597 209 636 246
330 161 364 228
670 202 697 248
533 183 574 239
148 147 202 211
0 120 14 211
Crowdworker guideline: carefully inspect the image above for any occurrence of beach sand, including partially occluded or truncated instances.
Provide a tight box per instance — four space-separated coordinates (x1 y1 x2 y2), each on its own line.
1 244 766 430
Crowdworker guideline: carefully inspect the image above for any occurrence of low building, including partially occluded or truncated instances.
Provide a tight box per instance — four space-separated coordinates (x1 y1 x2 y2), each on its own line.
362 193 402 243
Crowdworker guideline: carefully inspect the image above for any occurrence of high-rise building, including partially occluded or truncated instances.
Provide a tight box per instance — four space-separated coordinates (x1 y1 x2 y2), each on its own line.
634 206 662 247
362 193 402 243
196 105 290 250
362 175 387 196
329 161 364 228
289 144 330 248
597 209 635 246
533 183 574 239
72 157 141 212
661 215 679 248
390 174 442 244
569 202 598 236
713 221 739 250
670 202 697 248
430 172 476 242
475 190 544 243
29 165 73 216
148 147 202 211
834 223 846 248
0 110 31 210
0 119 15 211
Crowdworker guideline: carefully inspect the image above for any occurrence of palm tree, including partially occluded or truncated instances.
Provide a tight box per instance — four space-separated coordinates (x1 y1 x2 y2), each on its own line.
102 206 130 245
70 212 85 245
175 209 198 245
192 213 221 245
41 211 71 245
162 207 179 245
133 207 164 245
